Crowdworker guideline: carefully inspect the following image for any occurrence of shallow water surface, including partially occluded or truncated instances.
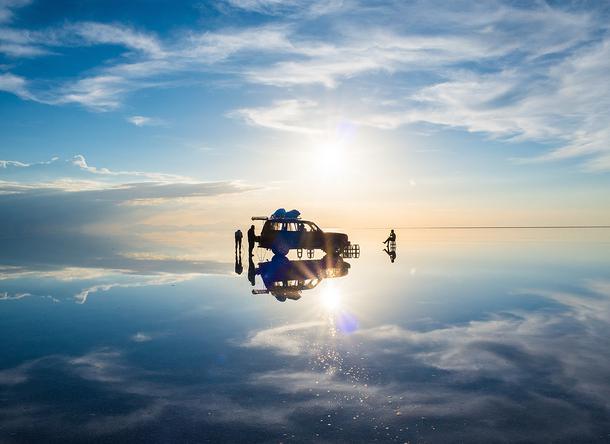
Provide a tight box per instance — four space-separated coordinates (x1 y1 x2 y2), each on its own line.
2 229 610 443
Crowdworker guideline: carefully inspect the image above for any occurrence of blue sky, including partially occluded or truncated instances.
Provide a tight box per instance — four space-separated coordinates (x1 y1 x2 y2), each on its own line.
1 0 610 230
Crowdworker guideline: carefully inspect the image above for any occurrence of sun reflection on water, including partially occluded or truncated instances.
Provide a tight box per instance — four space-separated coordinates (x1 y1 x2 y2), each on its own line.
320 281 342 313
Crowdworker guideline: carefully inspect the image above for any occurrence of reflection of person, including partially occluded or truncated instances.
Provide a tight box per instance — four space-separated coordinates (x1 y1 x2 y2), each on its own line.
383 247 397 263
247 256 256 286
247 225 257 256
234 251 243 275
234 229 243 253
383 229 396 246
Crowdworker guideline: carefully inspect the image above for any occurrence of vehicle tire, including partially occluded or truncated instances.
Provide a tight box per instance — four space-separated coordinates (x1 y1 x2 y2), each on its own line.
271 242 290 256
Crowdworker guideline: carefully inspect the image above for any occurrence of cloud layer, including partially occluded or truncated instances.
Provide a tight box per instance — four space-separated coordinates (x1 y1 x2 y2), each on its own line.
0 154 252 237
1 1 610 169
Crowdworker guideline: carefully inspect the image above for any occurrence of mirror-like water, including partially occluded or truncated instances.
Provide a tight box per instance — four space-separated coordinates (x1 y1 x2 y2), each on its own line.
2 229 610 443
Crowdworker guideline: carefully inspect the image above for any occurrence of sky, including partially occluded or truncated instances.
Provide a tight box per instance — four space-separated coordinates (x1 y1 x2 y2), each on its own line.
1 0 610 235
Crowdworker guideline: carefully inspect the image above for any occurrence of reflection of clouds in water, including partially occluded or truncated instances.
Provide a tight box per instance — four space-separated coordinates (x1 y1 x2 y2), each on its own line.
73 273 199 304
0 291 30 300
240 279 610 441
242 321 324 356
0 347 295 439
0 239 233 303
2 280 610 441
0 266 121 282
131 332 153 343
0 267 225 304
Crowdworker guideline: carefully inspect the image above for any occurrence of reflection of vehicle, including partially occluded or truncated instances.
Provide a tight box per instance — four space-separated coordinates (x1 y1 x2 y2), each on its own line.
252 254 350 302
252 217 351 256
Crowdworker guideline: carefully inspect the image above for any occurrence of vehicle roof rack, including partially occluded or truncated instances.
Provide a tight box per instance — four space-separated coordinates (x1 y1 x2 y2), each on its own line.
251 216 269 221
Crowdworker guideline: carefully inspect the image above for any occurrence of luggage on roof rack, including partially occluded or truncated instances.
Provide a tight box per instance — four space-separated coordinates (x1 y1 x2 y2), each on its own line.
270 208 301 219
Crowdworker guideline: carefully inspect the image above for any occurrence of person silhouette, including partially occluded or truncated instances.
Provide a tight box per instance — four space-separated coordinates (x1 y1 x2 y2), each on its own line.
247 225 257 256
235 229 243 254
383 247 397 263
383 229 396 246
247 255 256 286
234 251 243 275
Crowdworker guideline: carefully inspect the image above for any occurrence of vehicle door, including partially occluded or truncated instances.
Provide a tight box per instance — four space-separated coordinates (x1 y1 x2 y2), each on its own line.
282 222 302 248
300 222 322 249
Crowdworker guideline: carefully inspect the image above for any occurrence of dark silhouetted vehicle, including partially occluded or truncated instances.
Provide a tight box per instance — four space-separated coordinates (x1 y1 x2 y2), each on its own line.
252 217 350 256
252 254 350 302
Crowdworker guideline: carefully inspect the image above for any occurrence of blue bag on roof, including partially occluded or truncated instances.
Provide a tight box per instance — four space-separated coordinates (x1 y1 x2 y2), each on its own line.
271 208 287 219
270 208 301 219
285 209 301 219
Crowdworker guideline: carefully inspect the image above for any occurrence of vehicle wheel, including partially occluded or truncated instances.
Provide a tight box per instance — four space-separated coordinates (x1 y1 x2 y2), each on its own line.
271 242 290 256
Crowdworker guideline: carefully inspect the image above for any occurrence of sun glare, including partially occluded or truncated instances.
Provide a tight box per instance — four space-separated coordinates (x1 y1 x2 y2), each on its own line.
314 141 347 176
320 281 342 312
311 121 357 177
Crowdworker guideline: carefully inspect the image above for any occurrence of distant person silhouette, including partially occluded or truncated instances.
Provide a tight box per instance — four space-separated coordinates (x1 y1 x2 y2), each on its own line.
247 225 257 256
235 229 243 254
234 251 243 275
383 229 396 246
383 247 397 263
248 256 256 286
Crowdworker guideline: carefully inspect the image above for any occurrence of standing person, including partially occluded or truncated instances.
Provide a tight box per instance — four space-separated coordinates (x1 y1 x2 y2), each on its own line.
235 229 243 254
383 229 396 246
247 225 257 256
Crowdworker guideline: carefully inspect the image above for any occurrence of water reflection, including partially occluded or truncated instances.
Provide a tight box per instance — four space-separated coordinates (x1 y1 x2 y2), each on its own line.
250 254 350 302
234 251 243 275
2 229 610 442
383 242 397 263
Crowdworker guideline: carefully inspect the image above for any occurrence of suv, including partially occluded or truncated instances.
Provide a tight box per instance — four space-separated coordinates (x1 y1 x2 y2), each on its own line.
254 217 350 256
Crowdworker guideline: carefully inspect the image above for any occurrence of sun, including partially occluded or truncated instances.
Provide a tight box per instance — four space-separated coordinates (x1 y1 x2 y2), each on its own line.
313 140 347 176
311 122 357 177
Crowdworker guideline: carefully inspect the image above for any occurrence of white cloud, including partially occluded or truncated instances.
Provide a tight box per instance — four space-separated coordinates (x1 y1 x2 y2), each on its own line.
231 99 324 134
244 31 496 88
180 25 294 60
127 115 164 127
0 27 51 56
70 22 164 57
224 0 297 13
0 0 30 24
0 72 33 99
223 0 346 17
0 154 191 184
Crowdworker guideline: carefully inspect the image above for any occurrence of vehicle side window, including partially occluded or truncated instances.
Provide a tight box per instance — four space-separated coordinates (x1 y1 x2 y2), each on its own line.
306 222 319 232
269 221 312 231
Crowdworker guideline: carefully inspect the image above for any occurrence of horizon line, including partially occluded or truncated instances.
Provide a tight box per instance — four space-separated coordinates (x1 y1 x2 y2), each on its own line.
359 225 610 230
